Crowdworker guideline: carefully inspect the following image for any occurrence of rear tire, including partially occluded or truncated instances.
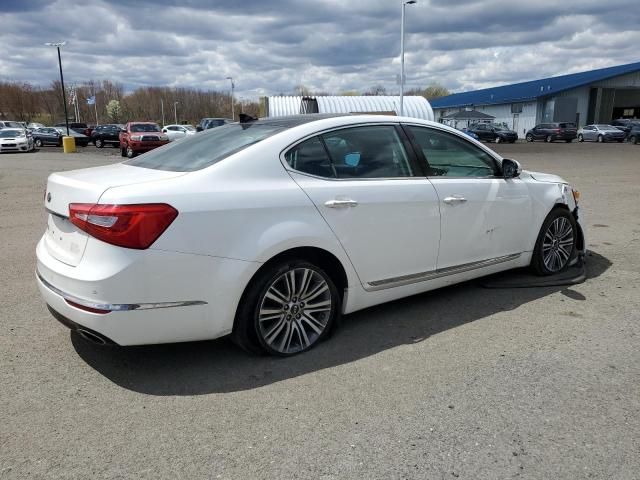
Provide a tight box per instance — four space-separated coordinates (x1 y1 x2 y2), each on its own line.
546 135 553 143
631 135 638 145
597 135 604 143
531 208 577 276
495 136 501 143
232 259 341 356
577 134 584 142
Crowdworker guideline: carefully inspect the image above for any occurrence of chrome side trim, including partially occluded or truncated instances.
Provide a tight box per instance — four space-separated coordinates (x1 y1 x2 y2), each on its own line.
364 253 522 291
37 271 207 312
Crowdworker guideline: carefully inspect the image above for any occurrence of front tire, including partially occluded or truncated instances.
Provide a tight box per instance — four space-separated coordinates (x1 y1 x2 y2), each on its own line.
233 259 341 356
597 135 604 143
95 138 104 148
34 138 42 148
531 208 577 276
495 136 501 143
577 134 584 142
126 146 135 158
525 134 533 142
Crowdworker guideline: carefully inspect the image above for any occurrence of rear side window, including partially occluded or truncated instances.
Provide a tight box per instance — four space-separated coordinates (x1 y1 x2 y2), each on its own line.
559 123 576 128
408 126 498 177
285 125 413 179
126 123 285 172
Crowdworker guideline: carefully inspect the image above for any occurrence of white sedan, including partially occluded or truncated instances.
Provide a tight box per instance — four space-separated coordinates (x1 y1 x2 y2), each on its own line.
0 128 35 153
36 115 585 356
162 124 196 141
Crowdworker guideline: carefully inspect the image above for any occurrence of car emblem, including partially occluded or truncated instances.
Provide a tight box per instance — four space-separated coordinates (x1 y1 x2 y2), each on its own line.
47 192 51 203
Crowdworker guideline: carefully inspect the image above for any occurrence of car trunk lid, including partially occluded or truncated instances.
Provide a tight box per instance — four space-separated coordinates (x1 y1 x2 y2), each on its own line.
44 163 186 266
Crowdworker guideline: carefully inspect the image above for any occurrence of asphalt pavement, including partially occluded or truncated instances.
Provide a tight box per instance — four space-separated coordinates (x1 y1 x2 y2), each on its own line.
1 141 638 479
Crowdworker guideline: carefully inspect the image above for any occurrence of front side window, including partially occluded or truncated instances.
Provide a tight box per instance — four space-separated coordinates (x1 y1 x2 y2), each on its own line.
408 126 498 177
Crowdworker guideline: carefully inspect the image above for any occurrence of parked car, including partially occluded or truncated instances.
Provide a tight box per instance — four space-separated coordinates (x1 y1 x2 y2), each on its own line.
162 124 196 141
610 118 640 134
52 127 90 146
27 122 46 131
525 122 577 142
468 123 518 143
54 122 92 137
627 125 640 144
458 128 479 140
577 124 626 143
0 128 35 153
90 124 123 148
119 122 169 158
0 120 26 129
32 127 63 147
36 114 585 356
196 117 231 132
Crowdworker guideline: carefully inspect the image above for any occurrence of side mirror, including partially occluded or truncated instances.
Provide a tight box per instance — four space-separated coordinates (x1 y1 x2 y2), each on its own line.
502 158 522 179
196 126 203 132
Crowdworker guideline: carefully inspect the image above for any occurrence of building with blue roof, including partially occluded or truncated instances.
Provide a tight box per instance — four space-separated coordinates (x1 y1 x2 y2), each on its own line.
431 61 640 136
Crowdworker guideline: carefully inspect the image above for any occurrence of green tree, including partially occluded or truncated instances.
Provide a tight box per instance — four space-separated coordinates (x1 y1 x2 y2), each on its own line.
106 99 122 122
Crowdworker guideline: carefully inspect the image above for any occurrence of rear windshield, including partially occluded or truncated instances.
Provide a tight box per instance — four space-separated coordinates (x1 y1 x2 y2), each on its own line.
125 123 286 172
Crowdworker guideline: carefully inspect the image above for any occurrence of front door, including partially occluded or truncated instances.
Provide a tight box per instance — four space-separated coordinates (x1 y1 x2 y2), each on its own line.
405 125 531 269
284 125 441 286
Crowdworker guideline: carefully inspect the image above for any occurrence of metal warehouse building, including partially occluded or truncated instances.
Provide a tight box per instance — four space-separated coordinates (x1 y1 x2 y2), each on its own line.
431 61 640 136
262 95 434 120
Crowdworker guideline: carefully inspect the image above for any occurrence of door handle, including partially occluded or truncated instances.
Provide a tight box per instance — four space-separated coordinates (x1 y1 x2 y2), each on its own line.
443 196 467 205
324 199 358 208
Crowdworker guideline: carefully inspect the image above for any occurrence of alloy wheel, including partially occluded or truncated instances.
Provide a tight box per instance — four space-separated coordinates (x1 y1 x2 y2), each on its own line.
35 139 42 147
257 267 333 355
546 135 553 143
526 135 533 142
542 217 574 273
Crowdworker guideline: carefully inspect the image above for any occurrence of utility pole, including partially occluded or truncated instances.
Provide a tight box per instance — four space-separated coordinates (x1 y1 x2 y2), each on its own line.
226 76 235 120
400 1 417 116
45 41 70 136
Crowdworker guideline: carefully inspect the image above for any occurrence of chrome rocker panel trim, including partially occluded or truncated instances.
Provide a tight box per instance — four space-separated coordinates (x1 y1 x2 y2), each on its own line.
37 271 207 312
365 253 522 291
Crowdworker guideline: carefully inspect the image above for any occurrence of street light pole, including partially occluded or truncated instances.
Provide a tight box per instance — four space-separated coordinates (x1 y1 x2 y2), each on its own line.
45 42 70 136
173 102 178 125
400 0 417 117
226 76 235 120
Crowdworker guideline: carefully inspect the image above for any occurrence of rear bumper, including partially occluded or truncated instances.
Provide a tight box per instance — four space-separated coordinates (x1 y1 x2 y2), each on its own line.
36 235 261 346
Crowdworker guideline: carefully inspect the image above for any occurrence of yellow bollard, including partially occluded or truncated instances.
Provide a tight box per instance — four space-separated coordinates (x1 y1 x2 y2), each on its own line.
62 136 76 153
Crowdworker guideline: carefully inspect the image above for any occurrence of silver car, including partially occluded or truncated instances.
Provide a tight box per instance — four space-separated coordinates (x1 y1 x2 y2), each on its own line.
577 124 626 143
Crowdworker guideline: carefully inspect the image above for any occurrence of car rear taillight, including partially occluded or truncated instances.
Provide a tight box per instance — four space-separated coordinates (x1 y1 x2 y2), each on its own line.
68 203 178 249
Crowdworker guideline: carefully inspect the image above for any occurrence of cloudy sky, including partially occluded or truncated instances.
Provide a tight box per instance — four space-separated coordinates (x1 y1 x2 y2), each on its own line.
1 0 638 99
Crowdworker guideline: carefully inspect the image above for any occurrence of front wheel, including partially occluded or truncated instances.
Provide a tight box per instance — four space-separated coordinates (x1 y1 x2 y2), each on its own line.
525 134 533 142
95 138 104 148
34 138 42 148
577 134 584 142
495 136 501 143
597 135 604 143
126 146 135 158
233 259 341 356
531 209 577 276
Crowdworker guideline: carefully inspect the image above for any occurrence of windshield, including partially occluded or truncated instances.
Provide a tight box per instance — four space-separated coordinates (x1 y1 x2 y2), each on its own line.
184 125 196 131
0 129 23 137
130 124 161 132
4 122 23 128
596 125 617 129
125 123 286 172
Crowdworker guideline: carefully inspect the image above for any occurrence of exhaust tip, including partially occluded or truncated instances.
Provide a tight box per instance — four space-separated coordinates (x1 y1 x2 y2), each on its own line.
77 329 108 346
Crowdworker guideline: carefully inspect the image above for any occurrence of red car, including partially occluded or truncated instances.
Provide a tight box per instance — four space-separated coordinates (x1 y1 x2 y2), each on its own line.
119 122 169 158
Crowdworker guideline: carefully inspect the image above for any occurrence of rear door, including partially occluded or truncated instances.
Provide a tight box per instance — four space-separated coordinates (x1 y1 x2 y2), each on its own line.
285 124 441 287
405 124 531 269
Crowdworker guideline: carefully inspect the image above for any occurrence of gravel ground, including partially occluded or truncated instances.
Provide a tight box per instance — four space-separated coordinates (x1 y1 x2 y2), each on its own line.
1 141 639 479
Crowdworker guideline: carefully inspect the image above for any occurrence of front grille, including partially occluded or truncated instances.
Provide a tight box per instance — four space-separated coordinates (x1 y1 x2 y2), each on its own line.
141 135 160 141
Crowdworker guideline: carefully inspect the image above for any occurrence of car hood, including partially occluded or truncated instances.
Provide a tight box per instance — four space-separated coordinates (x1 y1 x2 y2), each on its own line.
525 170 568 184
